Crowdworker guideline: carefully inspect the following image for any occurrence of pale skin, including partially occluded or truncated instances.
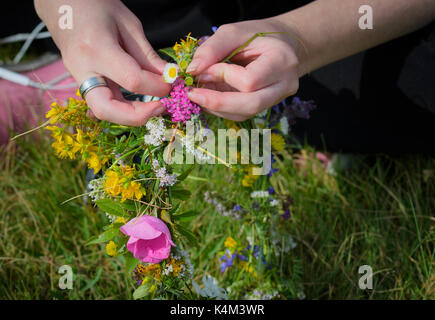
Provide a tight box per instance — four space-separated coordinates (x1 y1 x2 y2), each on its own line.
35 0 435 124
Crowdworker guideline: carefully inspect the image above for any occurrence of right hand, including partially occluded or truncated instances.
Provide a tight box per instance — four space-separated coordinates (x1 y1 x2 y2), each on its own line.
34 0 171 126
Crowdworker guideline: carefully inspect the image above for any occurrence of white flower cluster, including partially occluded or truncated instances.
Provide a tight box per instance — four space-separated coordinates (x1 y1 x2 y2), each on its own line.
87 178 105 202
192 275 228 300
269 198 280 207
152 160 177 187
250 190 269 198
144 117 166 146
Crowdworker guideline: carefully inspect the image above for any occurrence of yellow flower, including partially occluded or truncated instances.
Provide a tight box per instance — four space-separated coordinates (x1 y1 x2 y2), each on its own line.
87 152 103 174
241 166 260 187
45 125 65 141
51 133 80 159
104 170 122 196
271 133 286 152
224 237 237 249
105 241 117 256
115 217 128 224
45 102 64 124
120 181 144 203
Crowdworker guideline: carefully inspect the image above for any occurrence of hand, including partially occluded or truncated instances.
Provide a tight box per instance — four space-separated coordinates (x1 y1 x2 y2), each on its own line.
35 0 171 126
186 19 303 121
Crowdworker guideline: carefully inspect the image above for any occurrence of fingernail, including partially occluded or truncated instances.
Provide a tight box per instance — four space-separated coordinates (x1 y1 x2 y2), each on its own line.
188 91 205 106
186 59 201 73
152 105 166 117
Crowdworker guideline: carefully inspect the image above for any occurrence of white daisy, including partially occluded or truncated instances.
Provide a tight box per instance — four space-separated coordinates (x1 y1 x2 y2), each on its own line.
163 63 179 83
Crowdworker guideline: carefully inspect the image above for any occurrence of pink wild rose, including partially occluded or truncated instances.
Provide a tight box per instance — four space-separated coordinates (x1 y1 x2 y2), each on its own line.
120 215 175 263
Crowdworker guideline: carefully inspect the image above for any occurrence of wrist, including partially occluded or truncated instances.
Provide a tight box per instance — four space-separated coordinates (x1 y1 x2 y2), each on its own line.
267 14 312 78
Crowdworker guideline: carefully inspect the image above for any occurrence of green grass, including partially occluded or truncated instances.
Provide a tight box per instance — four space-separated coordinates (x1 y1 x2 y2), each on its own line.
0 129 433 299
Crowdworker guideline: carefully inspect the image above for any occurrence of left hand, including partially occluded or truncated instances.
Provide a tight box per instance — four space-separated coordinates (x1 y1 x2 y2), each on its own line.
187 18 303 121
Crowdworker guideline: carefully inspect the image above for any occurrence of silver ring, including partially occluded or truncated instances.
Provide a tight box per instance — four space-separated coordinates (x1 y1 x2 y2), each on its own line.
79 76 108 98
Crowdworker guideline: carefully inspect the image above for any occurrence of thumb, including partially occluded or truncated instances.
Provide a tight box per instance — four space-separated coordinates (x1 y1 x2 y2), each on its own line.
187 25 243 75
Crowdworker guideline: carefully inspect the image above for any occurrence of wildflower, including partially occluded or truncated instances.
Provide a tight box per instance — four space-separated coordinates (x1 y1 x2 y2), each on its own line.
163 63 179 84
152 160 177 187
120 215 176 263
241 166 260 188
105 241 117 256
121 181 144 202
115 216 128 224
52 133 80 159
268 186 275 194
45 102 64 124
271 133 285 152
204 192 241 220
87 152 103 174
224 237 237 249
104 170 122 196
144 117 166 146
220 249 236 273
281 210 291 220
270 198 280 206
161 78 200 123
133 264 162 284
87 178 105 202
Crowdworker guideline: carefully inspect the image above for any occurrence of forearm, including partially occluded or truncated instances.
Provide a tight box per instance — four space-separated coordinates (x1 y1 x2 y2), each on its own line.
273 0 435 76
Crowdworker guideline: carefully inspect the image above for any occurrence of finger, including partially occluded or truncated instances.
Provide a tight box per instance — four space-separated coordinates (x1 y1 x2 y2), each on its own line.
198 53 284 92
117 20 167 74
94 46 171 97
188 82 289 117
202 108 251 122
84 83 166 126
187 24 246 75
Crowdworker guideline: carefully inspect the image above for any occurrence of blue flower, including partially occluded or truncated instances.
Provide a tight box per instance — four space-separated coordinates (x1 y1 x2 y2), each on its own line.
268 186 275 195
281 210 291 220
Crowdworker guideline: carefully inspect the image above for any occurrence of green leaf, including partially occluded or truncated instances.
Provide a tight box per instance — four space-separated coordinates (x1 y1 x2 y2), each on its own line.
175 224 198 248
158 47 178 62
86 228 119 246
173 210 199 222
96 199 128 217
125 252 139 275
133 284 150 300
170 186 191 200
169 202 181 214
175 164 196 183
120 200 138 213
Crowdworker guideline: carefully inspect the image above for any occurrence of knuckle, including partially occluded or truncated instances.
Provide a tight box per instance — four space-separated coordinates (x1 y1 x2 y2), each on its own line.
218 23 236 34
122 73 143 92
240 76 260 92
91 106 105 121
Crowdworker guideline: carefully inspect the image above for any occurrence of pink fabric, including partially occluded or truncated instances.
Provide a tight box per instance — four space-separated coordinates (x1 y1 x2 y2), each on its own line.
120 215 175 263
0 60 77 144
